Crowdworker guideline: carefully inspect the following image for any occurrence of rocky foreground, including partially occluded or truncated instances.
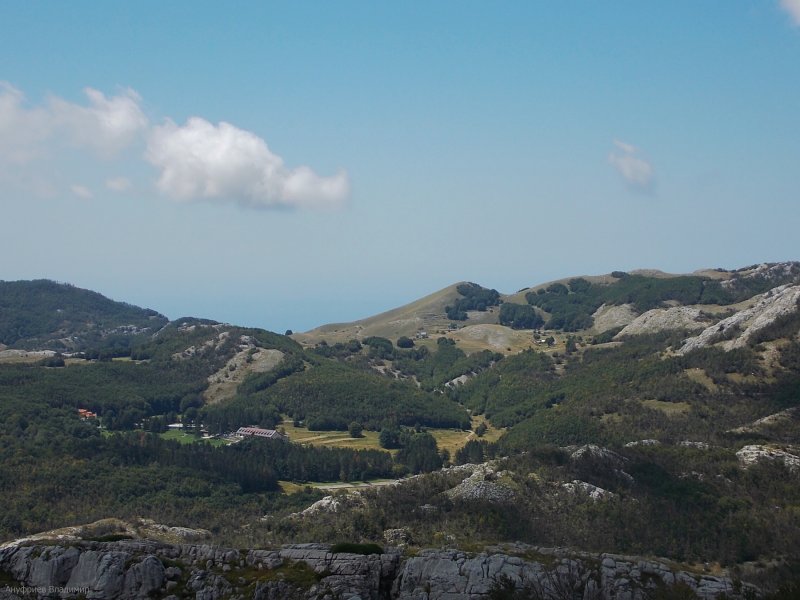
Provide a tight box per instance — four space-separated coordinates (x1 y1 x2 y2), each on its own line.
0 535 757 600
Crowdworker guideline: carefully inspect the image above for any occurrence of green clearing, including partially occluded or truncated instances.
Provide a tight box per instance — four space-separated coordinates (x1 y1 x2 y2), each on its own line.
159 429 228 447
280 414 503 459
280 420 392 452
641 399 692 416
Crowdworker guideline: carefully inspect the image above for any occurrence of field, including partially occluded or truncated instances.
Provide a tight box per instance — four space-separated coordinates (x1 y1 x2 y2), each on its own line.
280 415 503 457
158 429 228 447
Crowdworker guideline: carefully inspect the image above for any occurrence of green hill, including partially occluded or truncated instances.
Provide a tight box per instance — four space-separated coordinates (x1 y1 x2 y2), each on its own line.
0 279 168 351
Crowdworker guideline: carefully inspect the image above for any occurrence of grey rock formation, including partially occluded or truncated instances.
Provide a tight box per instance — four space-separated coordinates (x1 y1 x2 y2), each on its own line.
0 538 756 600
395 548 753 600
592 304 638 333
615 306 708 338
562 480 615 501
678 284 800 354
443 465 517 503
288 492 368 519
736 444 800 471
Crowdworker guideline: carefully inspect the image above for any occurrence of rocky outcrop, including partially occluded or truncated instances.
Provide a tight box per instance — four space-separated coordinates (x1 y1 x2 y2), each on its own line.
592 304 639 333
678 284 800 354
0 545 163 599
728 407 800 439
624 439 661 447
569 445 626 467
735 444 800 471
394 547 754 600
615 306 709 339
0 537 761 600
443 464 517 503
288 492 368 519
562 480 615 501
0 540 403 600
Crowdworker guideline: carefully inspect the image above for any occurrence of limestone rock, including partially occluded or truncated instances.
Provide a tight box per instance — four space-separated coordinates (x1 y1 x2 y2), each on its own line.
728 407 800 438
736 444 800 471
624 439 661 447
443 464 516 503
615 306 709 338
569 444 626 468
678 284 800 354
289 493 367 519
0 533 759 600
678 441 711 450
592 304 638 333
561 480 615 501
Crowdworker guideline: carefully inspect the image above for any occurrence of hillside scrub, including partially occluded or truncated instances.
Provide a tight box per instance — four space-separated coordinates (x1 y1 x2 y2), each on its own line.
260 360 470 430
525 271 799 332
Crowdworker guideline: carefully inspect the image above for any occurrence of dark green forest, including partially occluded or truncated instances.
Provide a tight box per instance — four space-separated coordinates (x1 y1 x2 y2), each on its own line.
445 282 501 320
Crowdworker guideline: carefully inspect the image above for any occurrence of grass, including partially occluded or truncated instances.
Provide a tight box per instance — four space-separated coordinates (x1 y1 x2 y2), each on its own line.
684 368 718 392
158 430 229 447
641 399 692 416
280 420 390 452
445 323 539 355
277 480 309 494
294 283 464 346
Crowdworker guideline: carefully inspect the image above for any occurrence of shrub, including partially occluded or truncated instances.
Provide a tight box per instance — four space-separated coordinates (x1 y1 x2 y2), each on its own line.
348 422 363 438
397 336 414 348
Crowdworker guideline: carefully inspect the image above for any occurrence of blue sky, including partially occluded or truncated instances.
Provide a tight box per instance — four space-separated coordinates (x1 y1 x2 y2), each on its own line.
1 2 799 332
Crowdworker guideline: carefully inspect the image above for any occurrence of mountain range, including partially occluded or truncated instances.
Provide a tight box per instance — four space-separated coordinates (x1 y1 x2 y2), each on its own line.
1 262 799 597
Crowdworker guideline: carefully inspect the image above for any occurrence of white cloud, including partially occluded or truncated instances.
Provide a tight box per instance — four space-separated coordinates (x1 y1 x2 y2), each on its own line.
49 87 148 155
146 117 350 209
106 176 132 192
0 83 52 164
0 83 148 163
780 0 800 26
612 139 637 154
70 184 93 199
1 83 350 210
608 139 655 193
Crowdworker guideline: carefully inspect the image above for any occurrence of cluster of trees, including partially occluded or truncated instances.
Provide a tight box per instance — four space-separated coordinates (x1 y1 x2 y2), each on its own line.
362 336 395 359
312 338 363 359
446 283 501 320
525 279 601 331
498 302 544 330
376 426 446 473
454 439 498 465
392 337 501 391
